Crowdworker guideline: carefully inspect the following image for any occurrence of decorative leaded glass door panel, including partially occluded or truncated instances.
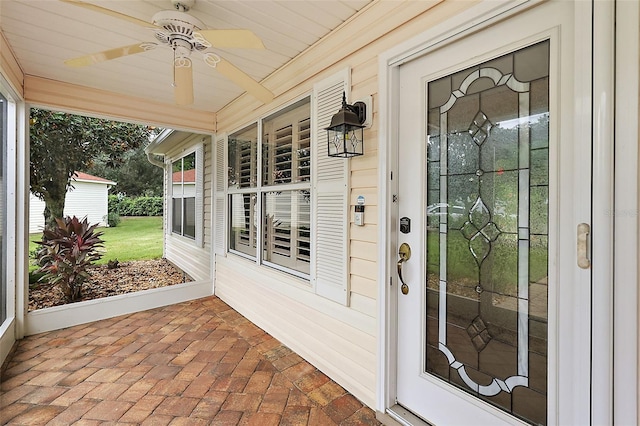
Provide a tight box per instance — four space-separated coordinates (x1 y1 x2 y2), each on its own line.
395 1 591 425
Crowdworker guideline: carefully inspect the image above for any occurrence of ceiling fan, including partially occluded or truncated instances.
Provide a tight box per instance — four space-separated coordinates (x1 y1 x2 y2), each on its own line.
62 0 274 106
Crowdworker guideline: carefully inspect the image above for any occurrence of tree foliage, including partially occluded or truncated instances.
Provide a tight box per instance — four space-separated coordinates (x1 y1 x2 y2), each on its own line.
29 108 155 228
90 145 164 197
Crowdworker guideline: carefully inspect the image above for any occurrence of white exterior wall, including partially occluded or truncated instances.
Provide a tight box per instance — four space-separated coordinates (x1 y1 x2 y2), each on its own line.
162 135 212 282
172 182 196 198
29 180 112 234
64 181 111 227
211 0 481 408
29 194 46 234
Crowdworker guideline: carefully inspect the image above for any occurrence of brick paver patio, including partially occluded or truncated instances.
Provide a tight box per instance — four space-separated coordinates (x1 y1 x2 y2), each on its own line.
0 296 380 425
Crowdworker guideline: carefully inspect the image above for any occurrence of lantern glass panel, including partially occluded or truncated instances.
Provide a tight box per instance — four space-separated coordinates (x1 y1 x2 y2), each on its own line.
327 124 364 158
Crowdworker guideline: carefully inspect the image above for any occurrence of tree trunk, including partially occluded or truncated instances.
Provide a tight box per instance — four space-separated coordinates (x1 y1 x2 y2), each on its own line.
43 189 67 230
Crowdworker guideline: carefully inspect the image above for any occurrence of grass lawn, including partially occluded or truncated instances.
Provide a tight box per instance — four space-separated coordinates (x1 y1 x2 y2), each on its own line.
29 216 163 269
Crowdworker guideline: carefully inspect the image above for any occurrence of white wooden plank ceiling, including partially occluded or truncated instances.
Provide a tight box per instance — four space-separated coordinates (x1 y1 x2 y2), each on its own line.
0 0 371 112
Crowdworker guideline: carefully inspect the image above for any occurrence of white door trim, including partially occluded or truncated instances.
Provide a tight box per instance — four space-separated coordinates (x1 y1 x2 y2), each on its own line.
376 0 619 422
613 1 639 424
591 0 614 424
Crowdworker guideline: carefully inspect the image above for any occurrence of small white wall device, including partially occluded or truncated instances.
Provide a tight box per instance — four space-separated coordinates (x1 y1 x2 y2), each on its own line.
355 195 365 226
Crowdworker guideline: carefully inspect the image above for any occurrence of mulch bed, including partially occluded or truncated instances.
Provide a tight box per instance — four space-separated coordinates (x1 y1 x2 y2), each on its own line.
29 259 192 311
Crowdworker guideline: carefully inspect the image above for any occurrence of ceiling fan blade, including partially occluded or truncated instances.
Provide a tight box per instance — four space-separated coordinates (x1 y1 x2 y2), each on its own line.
174 61 194 106
65 43 154 67
60 0 151 27
215 57 274 104
196 30 265 49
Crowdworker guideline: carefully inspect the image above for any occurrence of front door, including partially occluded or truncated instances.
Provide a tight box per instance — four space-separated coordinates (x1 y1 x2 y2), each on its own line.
395 1 592 424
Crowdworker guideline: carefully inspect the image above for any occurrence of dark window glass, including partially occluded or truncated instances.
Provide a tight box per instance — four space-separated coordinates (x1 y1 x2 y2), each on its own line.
184 197 196 239
172 199 182 234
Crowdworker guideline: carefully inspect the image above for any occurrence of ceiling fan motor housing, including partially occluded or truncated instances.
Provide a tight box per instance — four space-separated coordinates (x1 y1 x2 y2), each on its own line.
152 9 208 53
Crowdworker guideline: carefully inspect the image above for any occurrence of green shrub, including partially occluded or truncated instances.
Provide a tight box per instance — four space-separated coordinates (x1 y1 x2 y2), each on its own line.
106 211 121 227
35 216 104 302
109 195 163 216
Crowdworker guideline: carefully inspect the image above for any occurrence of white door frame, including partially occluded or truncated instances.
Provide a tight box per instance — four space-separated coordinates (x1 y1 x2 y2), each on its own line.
612 0 639 424
377 0 630 423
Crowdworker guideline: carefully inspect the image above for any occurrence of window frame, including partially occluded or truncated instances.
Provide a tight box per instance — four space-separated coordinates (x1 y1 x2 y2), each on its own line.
169 146 202 243
227 97 312 280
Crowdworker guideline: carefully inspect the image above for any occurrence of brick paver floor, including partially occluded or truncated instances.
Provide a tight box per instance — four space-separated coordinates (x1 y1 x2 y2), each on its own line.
0 296 381 425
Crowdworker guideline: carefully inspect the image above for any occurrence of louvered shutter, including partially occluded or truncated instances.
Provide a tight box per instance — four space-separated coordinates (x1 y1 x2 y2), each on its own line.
312 69 350 305
165 160 172 238
213 135 227 255
195 144 205 247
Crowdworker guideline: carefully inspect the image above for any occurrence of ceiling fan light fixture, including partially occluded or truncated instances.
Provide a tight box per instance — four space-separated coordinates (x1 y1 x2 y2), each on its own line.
203 52 221 68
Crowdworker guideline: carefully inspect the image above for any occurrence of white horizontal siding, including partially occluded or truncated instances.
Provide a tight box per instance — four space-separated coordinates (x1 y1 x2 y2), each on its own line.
165 234 211 282
29 181 111 233
173 182 196 197
161 135 212 281
64 181 110 226
29 194 45 234
215 255 376 407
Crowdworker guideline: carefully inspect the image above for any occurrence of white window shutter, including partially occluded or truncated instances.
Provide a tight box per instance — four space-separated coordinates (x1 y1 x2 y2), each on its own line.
312 69 350 305
165 160 172 238
195 144 205 248
213 134 227 255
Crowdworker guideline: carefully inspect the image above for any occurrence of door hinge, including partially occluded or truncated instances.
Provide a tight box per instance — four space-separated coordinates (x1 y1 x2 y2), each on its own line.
393 194 398 203
389 276 393 286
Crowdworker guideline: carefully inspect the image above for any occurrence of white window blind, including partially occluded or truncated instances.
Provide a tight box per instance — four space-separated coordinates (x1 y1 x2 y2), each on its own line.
261 105 312 275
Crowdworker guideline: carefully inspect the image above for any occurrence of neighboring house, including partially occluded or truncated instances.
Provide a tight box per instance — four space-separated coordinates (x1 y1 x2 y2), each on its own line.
1 1 639 425
29 172 116 233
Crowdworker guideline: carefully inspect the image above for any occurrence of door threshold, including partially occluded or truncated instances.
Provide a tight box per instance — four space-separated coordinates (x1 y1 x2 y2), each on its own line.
386 404 433 426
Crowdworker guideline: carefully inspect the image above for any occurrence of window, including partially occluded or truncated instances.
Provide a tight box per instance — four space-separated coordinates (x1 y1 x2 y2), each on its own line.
228 98 311 276
171 151 197 239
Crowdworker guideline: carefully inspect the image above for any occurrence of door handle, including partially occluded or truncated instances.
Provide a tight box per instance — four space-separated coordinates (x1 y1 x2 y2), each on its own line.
397 243 411 294
577 223 591 269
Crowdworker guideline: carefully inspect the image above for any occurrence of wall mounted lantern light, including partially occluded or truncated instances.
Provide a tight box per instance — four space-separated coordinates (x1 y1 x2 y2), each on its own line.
326 92 366 158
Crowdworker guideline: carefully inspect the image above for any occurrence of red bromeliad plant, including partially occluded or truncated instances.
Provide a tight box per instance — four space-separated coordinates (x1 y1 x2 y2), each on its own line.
35 216 104 303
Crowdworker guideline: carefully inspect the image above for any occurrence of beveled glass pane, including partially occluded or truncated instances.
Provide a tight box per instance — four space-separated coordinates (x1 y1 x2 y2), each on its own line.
530 186 548 235
514 41 550 82
530 149 549 186
425 40 550 426
447 133 479 175
427 161 440 191
447 231 480 292
427 133 440 161
480 234 518 297
429 76 452 110
479 170 518 234
530 235 549 285
447 93 479 133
